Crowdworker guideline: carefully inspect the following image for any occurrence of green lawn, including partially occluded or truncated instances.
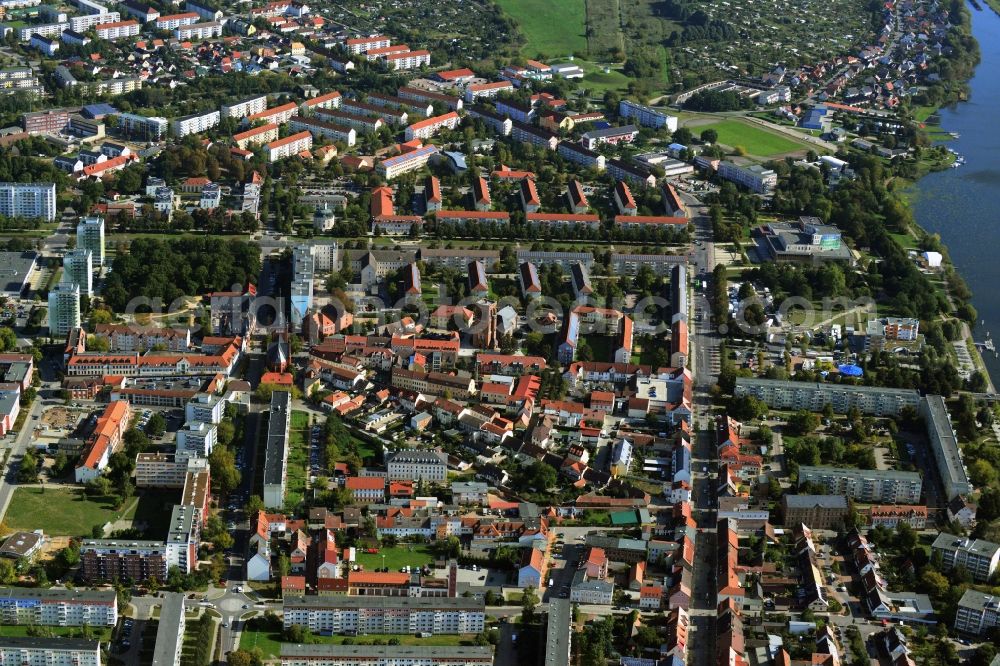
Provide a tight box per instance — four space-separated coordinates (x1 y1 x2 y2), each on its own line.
692 119 808 157
5 487 139 537
494 0 587 57
354 545 434 572
286 410 311 508
240 628 470 659
0 625 112 641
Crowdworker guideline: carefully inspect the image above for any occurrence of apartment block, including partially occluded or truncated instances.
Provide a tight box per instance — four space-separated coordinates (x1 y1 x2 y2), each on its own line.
281 644 494 666
0 587 117 627
80 539 168 582
955 589 1000 635
283 596 484 635
264 131 312 162
173 110 220 137
717 161 777 194
0 182 56 221
797 466 922 504
76 216 105 267
48 282 81 336
0 637 101 666
733 378 920 416
932 533 1000 582
221 94 268 119
289 117 356 146
264 391 291 508
386 450 447 481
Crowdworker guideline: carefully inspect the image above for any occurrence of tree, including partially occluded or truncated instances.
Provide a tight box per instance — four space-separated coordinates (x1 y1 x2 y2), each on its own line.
17 449 38 483
700 128 718 144
520 585 539 624
0 559 14 584
786 410 820 436
245 495 265 517
145 412 166 437
209 446 242 495
920 568 949 599
227 649 263 666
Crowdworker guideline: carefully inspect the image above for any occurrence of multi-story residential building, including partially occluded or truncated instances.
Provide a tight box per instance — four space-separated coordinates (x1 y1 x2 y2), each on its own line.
0 587 117 626
232 123 279 150
22 109 70 134
511 121 557 150
76 216 105 268
280 644 495 666
569 570 614 605
398 86 463 111
246 102 299 126
0 182 56 221
581 125 639 150
62 248 93 297
404 111 459 141
94 19 140 39
607 159 656 187
29 35 59 56
115 112 168 140
264 391 291 508
344 35 389 54
185 392 227 424
18 22 68 41
80 539 168 582
289 117 356 146
733 378 921 416
366 92 432 116
175 421 217 460
75 400 131 483
173 110 220 137
464 81 514 103
717 161 777 194
955 589 1000 635
383 50 430 70
0 67 44 96
518 261 542 299
527 213 600 231
152 592 185 666
377 144 438 180
315 108 383 134
290 244 314 330
48 282 81 336
466 105 511 136
866 505 928 529
155 11 198 28
0 637 101 666
70 10 119 31
122 1 159 22
341 99 406 125
283 596 484 635
300 91 342 114
615 215 688 231
222 94 268 119
932 533 1000 582
174 20 221 39
558 141 605 170
618 100 678 130
921 394 972 501
386 450 447 481
264 131 312 162
781 494 849 529
797 466 922 504
496 99 535 124
135 452 188 488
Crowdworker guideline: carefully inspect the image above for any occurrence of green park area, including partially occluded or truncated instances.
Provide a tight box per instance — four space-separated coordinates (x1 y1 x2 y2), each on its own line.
240 625 468 659
354 544 434 572
494 0 587 57
286 410 312 508
5 487 176 537
0 625 113 641
692 119 809 157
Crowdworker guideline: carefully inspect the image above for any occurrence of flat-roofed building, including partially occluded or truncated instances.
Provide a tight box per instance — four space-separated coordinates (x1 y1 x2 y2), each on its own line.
922 394 973 501
932 533 1000 582
280 644 494 666
733 378 920 416
781 494 848 529
0 637 101 666
282 596 485 635
0 587 116 626
797 466 922 505
264 390 291 508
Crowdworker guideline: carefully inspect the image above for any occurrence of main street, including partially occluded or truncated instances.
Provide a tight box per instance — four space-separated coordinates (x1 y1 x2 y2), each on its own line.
684 191 722 666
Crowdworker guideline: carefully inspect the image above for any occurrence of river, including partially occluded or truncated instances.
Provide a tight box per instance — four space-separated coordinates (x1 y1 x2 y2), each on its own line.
908 2 1000 385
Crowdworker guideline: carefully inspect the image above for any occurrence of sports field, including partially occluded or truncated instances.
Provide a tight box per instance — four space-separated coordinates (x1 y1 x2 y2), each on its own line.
693 119 807 157
494 0 587 57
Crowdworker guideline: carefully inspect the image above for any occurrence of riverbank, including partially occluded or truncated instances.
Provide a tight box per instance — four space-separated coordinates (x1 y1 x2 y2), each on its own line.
905 1 1000 388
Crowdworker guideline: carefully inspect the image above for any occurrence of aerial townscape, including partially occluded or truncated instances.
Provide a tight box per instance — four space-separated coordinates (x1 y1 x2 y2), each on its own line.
0 0 993 663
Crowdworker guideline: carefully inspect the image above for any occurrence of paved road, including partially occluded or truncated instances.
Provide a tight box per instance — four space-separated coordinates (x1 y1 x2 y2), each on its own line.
0 395 52 523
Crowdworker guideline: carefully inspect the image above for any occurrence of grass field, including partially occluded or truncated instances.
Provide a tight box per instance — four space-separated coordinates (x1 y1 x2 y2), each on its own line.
354 545 434 572
240 628 469 659
494 0 587 57
0 625 113 641
692 119 808 157
5 487 169 537
286 410 312 508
